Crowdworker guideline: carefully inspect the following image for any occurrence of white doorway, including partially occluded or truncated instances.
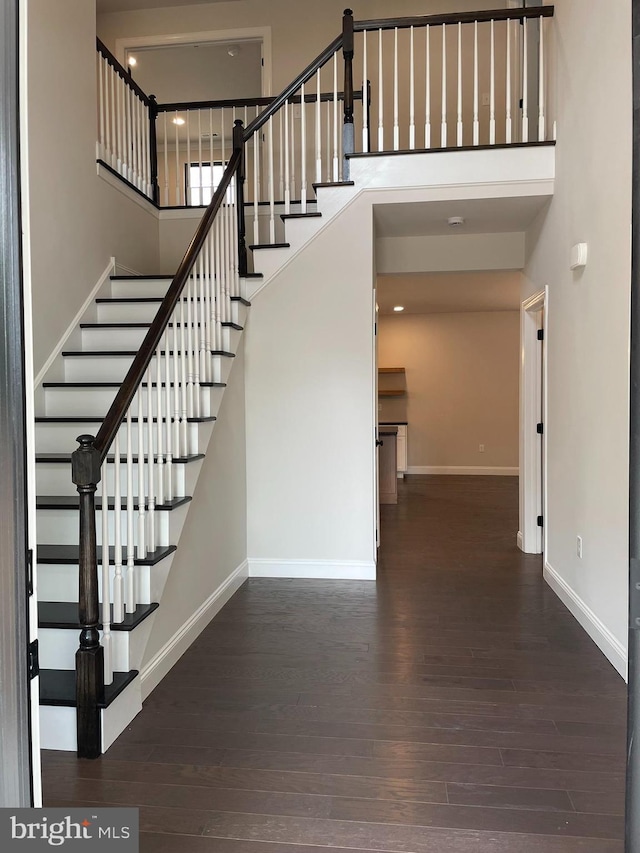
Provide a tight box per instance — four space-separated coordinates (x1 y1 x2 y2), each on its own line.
519 289 547 554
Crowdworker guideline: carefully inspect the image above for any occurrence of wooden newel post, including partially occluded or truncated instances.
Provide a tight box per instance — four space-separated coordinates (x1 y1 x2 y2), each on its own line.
233 119 248 279
342 8 355 178
149 94 160 205
71 434 104 759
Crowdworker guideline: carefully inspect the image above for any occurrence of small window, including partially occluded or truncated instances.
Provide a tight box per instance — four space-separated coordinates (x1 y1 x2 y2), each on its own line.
186 161 226 206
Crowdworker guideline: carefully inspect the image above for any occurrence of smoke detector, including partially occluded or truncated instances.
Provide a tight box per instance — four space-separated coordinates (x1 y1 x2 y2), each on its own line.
227 45 240 57
447 216 465 228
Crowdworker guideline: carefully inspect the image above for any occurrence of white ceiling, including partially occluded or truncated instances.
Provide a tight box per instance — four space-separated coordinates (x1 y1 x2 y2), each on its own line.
97 0 240 13
373 195 550 239
377 271 522 315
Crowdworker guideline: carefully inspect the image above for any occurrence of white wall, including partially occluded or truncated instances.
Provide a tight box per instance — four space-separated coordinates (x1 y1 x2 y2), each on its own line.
524 0 631 675
378 311 520 471
27 0 160 376
245 197 376 578
377 233 526 274
141 341 248 690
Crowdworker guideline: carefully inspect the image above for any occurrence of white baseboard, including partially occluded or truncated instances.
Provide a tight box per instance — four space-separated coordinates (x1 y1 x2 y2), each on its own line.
140 559 248 699
34 258 115 388
248 558 376 580
544 561 627 679
517 531 523 551
407 466 519 476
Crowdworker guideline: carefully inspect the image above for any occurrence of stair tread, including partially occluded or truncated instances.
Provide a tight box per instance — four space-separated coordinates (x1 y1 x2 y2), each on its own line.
36 452 205 464
42 381 225 388
240 275 261 281
39 601 159 631
81 323 152 329
35 413 221 423
248 243 290 250
39 668 138 708
61 350 231 360
111 275 174 280
36 495 192 511
37 543 177 566
96 297 164 304
312 180 355 189
221 322 243 331
281 212 323 221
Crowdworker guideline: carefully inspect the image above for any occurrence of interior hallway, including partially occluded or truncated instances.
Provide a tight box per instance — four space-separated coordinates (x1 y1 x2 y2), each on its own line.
42 475 627 851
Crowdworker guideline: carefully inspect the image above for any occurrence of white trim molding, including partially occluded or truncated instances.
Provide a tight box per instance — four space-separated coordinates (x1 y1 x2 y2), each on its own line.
248 559 376 580
407 466 519 476
140 560 248 699
34 258 116 388
544 561 627 679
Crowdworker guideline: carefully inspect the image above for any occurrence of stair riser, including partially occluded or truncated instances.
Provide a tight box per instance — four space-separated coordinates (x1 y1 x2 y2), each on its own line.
248 247 290 282
39 677 142 752
96 302 244 329
35 420 203 456
110 280 171 299
36 502 189 548
81 327 152 351
63 351 231 384
40 617 155 673
37 551 175 606
44 385 221 418
36 458 203 497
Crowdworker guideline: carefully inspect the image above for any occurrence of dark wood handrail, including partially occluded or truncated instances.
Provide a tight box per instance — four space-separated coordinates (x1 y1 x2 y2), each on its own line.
156 90 362 114
94 148 242 460
244 34 343 140
354 6 554 32
96 38 152 106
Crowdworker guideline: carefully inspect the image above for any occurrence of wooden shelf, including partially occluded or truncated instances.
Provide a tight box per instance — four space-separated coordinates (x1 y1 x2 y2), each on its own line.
378 390 406 397
378 367 405 374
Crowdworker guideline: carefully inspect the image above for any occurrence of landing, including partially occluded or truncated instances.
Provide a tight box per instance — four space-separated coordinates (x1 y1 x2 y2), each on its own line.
42 475 626 852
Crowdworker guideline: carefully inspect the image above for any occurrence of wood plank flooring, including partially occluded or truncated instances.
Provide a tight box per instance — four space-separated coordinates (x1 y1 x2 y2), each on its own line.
41 475 627 851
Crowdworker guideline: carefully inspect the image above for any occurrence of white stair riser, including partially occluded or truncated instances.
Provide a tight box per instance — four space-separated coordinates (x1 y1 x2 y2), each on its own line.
97 302 162 324
36 458 203 497
81 326 152 351
39 678 142 752
110 279 171 299
36 502 189 548
44 385 222 418
37 552 175 606
40 618 154 673
63 351 232 383
249 247 290 282
35 420 203 455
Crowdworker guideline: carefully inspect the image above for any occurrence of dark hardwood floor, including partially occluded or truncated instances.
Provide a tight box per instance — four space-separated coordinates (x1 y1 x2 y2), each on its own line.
42 475 627 851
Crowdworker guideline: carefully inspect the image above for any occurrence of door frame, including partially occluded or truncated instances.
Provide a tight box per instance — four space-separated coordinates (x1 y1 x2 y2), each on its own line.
519 288 547 555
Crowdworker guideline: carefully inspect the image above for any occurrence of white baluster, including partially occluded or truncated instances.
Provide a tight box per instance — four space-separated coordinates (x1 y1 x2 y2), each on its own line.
522 17 529 143
126 87 133 183
490 19 496 145
97 56 105 161
253 127 260 244
284 99 291 214
163 112 169 205
112 432 124 623
326 99 331 181
164 328 174 502
110 64 117 169
378 28 384 151
538 15 545 142
171 312 181 462
146 365 156 547
187 273 195 418
136 390 146 558
199 250 207 402
425 25 431 148
316 69 323 182
506 19 512 144
116 74 124 174
101 472 112 684
333 53 339 179
393 27 399 150
457 22 463 147
409 27 415 150
362 33 369 153
143 96 151 198
473 21 479 146
279 110 284 202
186 111 192 205
268 115 275 243
441 24 447 147
301 83 307 212
214 215 223 357
209 108 214 202
221 108 226 168
179 292 188 460
198 111 203 206
125 409 135 613
155 343 165 505
231 181 240 298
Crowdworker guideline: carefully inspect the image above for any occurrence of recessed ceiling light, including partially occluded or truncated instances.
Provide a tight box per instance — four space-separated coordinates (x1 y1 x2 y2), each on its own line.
448 216 465 227
172 117 186 126
393 306 405 312
127 56 137 67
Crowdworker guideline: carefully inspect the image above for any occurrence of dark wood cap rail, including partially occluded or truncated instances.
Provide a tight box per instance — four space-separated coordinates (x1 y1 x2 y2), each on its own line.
354 6 554 32
96 38 152 106
94 148 242 460
156 90 362 114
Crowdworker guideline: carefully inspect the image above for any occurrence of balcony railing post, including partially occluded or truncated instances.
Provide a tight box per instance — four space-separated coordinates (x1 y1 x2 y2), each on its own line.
149 94 160 205
71 434 104 759
342 8 355 178
233 119 248 278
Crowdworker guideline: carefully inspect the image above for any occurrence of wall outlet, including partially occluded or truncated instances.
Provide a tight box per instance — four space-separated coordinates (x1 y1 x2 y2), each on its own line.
378 403 382 412
481 93 490 107
479 444 485 452
577 536 583 559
